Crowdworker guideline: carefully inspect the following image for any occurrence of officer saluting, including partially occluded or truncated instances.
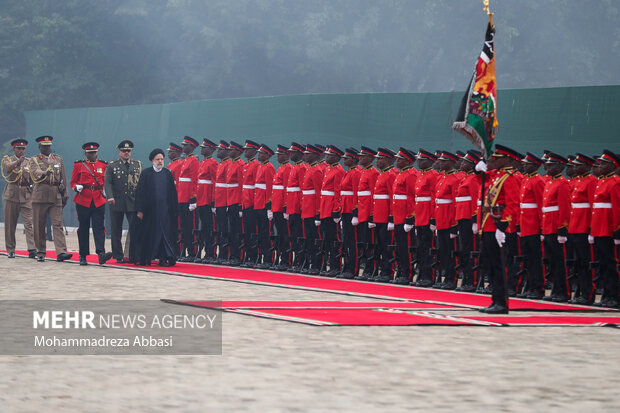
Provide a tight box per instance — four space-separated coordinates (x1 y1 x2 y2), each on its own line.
2 138 36 258
104 140 142 264
70 142 113 265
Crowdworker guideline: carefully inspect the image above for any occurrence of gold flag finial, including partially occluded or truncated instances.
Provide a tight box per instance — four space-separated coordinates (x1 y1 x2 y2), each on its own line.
483 0 491 15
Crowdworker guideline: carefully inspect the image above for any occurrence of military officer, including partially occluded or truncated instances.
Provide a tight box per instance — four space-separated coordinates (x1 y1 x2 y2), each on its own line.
336 148 362 279
2 138 36 258
225 141 245 265
176 136 200 261
319 145 345 277
270 145 292 270
253 144 276 268
214 141 231 263
195 138 218 263
104 139 142 264
353 147 379 281
300 144 324 274
285 142 308 271
28 136 72 262
167 142 183 183
240 139 261 267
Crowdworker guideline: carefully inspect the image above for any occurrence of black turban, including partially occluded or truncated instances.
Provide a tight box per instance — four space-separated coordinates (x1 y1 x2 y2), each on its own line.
149 148 165 161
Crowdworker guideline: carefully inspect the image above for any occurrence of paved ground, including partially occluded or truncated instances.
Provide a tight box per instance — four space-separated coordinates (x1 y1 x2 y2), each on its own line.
1 229 620 412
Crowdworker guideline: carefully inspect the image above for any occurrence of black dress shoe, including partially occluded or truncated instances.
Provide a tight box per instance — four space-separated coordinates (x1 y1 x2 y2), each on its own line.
79 256 88 266
336 272 355 279
98 252 113 264
28 250 37 258
373 275 392 283
572 296 594 305
390 277 410 285
600 298 620 308
306 268 320 276
115 258 125 264
57 253 73 262
479 303 509 314
37 255 45 262
526 290 545 300
227 258 240 266
324 269 340 278
441 282 457 290
7 252 15 258
456 284 476 292
415 279 433 288
432 282 444 289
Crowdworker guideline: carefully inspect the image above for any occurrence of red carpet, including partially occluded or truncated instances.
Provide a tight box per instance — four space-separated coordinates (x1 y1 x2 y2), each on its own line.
7 250 615 312
188 300 460 310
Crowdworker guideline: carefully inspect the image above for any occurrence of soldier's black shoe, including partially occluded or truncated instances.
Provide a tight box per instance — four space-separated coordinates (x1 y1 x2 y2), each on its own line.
598 297 620 308
37 255 45 262
194 256 203 263
7 252 15 258
98 252 113 265
79 256 88 266
336 271 355 279
526 290 545 300
432 282 444 289
306 268 320 276
354 274 371 281
456 284 476 292
57 253 73 262
373 274 392 283
478 303 509 314
390 277 410 285
543 295 568 303
324 269 340 278
414 279 433 288
572 296 594 306
441 282 457 290
28 250 37 258
227 258 240 266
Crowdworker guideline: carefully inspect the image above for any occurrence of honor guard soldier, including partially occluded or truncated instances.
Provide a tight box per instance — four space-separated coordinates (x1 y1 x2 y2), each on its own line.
479 145 522 314
353 147 379 280
167 142 183 183
540 152 571 302
2 138 36 258
455 150 482 291
300 144 324 274
225 141 245 265
337 148 362 278
412 149 441 287
390 148 417 285
567 153 597 304
28 136 72 262
433 151 460 289
370 148 398 282
590 151 620 308
315 144 328 174
104 139 142 264
517 152 546 299
195 138 218 263
70 142 113 265
285 142 307 271
319 145 345 277
253 144 276 268
176 136 200 261
270 145 292 270
214 141 231 263
240 140 261 267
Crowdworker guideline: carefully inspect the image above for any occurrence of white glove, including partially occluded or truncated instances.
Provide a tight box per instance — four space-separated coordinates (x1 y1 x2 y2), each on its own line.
475 160 487 172
588 235 594 244
540 235 545 242
430 224 437 231
211 207 216 214
351 217 359 226
189 203 197 211
517 232 521 237
339 220 343 229
283 213 289 220
450 233 457 239
333 217 341 224
368 222 376 229
557 235 568 244
404 224 414 233
267 210 273 220
239 210 243 218
75 184 83 192
387 222 394 231
314 220 321 227
495 229 506 247
472 223 478 233
615 239 620 245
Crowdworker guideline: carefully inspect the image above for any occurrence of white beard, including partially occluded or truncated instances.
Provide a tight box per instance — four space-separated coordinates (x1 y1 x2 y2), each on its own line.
153 164 163 172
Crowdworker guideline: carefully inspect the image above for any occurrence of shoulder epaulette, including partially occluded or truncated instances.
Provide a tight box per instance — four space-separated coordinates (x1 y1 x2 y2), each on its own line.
74 159 84 164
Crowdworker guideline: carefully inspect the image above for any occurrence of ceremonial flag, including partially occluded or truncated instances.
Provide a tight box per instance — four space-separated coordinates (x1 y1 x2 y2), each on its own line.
452 18 498 158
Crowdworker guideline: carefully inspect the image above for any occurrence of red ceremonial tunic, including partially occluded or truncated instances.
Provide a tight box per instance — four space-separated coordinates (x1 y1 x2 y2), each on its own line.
285 161 307 215
214 158 231 208
481 168 520 233
196 157 218 207
541 174 571 236
168 158 182 184
319 163 345 219
70 159 107 208
226 157 245 207
568 173 597 234
254 161 275 210
176 154 199 203
518 172 545 237
301 162 324 219
391 166 417 225
590 173 620 237
271 161 291 213
372 166 398 224
434 170 460 230
340 165 362 214
242 158 260 209
455 171 482 221
356 165 379 222
414 168 441 226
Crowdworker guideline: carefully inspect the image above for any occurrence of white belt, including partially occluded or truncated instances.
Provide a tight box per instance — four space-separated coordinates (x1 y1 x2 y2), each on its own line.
374 194 389 200
273 185 285 190
341 191 354 196
477 200 482 206
255 183 267 190
415 196 432 202
455 196 472 202
228 183 239 188
520 203 538 209
286 187 300 192
178 177 191 182
302 190 316 195
357 191 371 196
593 202 612 209
571 202 590 209
243 185 255 190
198 179 212 185
321 190 335 196
215 183 227 188
436 198 453 204
542 206 559 213
393 194 408 200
